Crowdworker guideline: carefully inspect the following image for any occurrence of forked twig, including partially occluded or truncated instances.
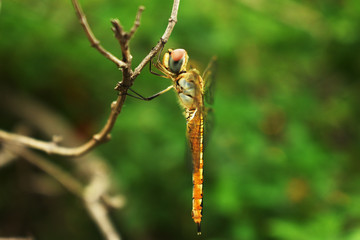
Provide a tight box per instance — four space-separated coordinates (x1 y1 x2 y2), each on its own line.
111 19 132 64
0 0 181 156
111 6 144 63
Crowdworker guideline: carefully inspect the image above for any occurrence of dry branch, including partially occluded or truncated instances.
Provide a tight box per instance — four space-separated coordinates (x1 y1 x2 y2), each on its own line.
0 0 180 156
0 2 180 238
0 1 180 238
133 0 180 78
0 92 125 240
70 0 126 69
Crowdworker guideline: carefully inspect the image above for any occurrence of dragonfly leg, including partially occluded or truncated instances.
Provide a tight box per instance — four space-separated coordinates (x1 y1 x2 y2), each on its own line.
127 85 173 101
149 59 164 77
149 46 170 78
157 44 165 63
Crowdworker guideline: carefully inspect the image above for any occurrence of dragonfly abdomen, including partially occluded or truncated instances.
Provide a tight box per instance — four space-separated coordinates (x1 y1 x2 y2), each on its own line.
187 111 204 235
191 155 204 235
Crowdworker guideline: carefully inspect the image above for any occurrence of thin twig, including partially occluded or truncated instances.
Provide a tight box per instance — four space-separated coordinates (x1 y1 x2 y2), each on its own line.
110 6 143 64
71 0 126 69
0 129 103 156
133 0 180 78
111 19 132 63
0 96 123 157
129 6 145 39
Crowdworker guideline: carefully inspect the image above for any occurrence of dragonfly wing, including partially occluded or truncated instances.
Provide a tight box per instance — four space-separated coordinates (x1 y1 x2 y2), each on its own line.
204 107 215 150
202 56 217 105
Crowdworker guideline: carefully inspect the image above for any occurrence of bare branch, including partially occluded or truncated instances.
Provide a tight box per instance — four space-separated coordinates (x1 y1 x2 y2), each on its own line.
71 0 126 69
110 6 144 80
133 0 180 78
0 128 103 156
0 96 125 157
1 92 125 240
0 0 180 156
129 6 145 38
111 19 132 63
111 5 144 46
1 1 181 238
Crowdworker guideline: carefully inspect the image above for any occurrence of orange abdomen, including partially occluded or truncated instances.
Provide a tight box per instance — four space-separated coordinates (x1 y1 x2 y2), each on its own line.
187 111 204 235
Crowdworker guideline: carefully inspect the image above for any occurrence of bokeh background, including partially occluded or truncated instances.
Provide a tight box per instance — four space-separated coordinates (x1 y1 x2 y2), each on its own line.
1 0 360 239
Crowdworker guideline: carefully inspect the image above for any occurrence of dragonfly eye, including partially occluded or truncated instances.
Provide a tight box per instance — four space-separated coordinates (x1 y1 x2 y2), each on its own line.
169 49 186 74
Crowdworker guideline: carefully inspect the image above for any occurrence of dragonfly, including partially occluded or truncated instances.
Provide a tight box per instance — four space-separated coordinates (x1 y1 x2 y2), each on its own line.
129 48 216 235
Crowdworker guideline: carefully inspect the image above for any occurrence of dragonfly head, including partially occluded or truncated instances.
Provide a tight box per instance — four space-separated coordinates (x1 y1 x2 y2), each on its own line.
163 48 189 74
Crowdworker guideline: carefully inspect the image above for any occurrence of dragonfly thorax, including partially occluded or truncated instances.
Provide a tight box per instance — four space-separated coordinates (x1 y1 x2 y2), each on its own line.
179 78 195 96
177 76 196 108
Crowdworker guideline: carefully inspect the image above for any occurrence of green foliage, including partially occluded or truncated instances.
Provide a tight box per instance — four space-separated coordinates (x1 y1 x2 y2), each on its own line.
1 0 360 239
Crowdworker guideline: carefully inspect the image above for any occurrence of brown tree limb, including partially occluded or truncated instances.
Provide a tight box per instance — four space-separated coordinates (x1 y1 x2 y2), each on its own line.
0 0 181 156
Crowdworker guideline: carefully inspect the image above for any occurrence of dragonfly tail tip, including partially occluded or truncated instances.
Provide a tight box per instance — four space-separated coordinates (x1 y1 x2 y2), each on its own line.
197 223 202 235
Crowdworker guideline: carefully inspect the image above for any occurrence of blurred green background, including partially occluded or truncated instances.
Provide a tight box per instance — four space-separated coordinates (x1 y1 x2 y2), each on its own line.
1 0 360 239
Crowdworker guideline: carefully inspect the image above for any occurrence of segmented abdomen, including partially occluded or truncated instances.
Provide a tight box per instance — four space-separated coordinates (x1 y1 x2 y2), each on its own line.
186 109 204 235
